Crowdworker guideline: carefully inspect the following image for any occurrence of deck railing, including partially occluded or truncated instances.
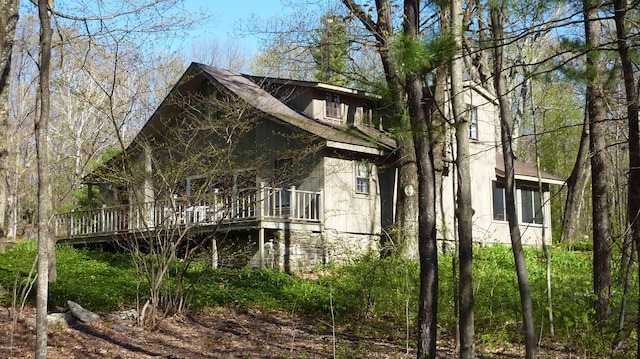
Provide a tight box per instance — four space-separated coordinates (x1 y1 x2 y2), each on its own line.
54 186 322 239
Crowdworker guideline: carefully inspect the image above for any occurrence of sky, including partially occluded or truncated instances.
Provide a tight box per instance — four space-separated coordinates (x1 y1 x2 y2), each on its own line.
181 0 288 57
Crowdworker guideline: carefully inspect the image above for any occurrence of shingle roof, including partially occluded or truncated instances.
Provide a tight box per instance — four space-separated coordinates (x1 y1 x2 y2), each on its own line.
495 154 564 185
196 63 395 153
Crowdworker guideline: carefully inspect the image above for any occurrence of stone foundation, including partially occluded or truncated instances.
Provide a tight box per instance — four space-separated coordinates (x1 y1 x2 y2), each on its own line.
249 229 380 272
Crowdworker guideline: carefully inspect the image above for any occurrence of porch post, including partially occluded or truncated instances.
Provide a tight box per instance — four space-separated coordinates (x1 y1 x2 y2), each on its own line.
143 146 154 228
290 186 296 219
87 184 93 233
318 189 323 221
258 182 265 269
258 182 265 219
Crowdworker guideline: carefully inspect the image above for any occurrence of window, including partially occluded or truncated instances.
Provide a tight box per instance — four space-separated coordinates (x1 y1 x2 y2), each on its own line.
326 93 341 118
492 181 506 221
355 161 370 194
492 182 544 225
468 105 478 140
202 89 220 123
521 188 543 224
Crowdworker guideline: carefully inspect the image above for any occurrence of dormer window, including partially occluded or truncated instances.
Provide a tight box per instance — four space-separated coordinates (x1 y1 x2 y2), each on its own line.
326 93 341 118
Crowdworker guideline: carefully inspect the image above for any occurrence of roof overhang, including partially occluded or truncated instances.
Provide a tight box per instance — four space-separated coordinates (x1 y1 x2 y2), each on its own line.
326 140 388 156
510 173 565 186
495 154 565 186
244 75 379 100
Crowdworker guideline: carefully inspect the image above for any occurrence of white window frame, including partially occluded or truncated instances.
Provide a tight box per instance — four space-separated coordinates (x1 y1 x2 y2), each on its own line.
492 181 506 221
468 105 478 140
520 187 544 225
492 181 545 225
355 161 370 195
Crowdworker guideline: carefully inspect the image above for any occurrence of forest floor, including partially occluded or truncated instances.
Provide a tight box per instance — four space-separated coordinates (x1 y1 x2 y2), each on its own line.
0 304 581 358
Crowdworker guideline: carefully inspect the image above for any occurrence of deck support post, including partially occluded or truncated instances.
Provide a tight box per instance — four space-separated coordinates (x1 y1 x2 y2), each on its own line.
211 237 218 269
259 226 265 269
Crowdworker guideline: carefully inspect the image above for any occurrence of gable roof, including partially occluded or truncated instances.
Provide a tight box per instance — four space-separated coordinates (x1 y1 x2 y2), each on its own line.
495 154 565 185
194 63 395 155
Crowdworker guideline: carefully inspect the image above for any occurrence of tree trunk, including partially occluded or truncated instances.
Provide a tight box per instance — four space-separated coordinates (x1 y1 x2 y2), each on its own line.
340 0 419 260
431 12 453 351
450 0 474 357
401 1 438 357
36 0 54 357
490 5 538 358
395 120 420 259
584 0 611 324
0 0 19 241
561 118 590 243
414 79 438 359
534 119 555 337
612 0 640 354
415 112 438 359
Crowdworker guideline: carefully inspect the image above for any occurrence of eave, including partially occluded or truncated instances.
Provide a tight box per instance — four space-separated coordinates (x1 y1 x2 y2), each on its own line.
495 154 565 186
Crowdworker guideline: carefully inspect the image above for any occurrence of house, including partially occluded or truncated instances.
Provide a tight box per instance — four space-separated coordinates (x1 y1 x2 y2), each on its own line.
435 84 564 248
53 62 564 271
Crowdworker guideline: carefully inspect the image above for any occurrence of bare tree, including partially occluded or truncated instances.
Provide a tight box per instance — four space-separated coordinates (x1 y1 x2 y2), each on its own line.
450 0 474 356
612 0 640 353
0 0 20 241
340 0 420 258
189 38 251 73
328 0 441 355
561 119 590 243
3 1 205 237
248 2 382 86
583 0 611 325
92 77 318 326
29 1 212 354
35 1 53 357
398 1 441 356
489 3 537 358
4 8 34 240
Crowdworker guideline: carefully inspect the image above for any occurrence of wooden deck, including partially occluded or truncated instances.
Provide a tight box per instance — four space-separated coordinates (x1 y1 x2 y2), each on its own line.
54 186 323 243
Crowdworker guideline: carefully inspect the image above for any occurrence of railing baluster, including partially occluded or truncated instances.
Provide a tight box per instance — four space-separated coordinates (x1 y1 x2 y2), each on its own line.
53 186 323 239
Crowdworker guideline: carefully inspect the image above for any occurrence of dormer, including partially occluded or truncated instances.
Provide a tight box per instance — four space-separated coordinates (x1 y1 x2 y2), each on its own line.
311 84 381 128
246 76 378 128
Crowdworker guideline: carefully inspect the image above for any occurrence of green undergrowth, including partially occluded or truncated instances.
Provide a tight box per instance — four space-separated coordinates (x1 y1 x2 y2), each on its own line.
0 241 635 356
0 242 138 312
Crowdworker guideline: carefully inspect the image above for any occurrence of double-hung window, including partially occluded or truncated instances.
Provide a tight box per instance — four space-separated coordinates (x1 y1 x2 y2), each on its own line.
521 187 543 224
355 161 370 194
326 93 341 118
